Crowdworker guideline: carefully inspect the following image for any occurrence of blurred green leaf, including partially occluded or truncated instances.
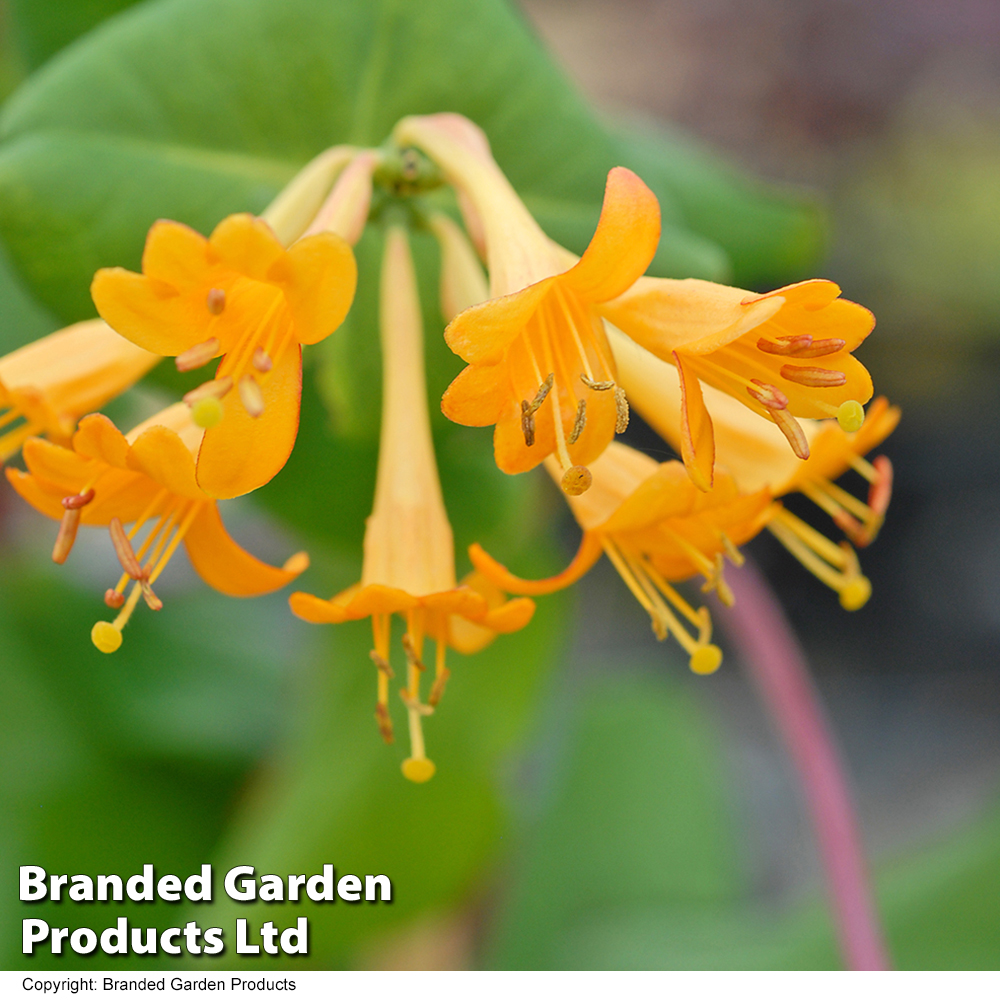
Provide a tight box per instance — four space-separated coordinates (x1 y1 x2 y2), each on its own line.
0 234 56 352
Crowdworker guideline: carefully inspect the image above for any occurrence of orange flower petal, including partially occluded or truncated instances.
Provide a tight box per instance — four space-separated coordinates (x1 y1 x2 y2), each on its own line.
141 219 213 287
183 503 307 597
673 351 714 491
444 278 553 366
271 231 358 345
208 214 285 281
441 362 510 427
481 596 536 633
5 467 65 519
562 167 661 303
21 437 95 493
468 533 604 596
73 413 130 469
126 424 202 500
196 344 301 499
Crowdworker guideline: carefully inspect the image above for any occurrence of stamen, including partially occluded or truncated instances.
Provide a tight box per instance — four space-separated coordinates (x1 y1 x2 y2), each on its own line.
399 690 434 716
428 640 450 707
109 517 145 579
183 376 232 405
175 337 220 372
771 408 811 460
206 288 226 315
747 380 789 410
140 580 163 611
520 400 536 447
369 650 395 678
400 617 435 783
580 375 614 391
252 347 273 373
569 399 587 444
614 386 629 433
238 374 265 418
53 486 96 565
528 373 554 413
758 335 846 358
718 531 745 567
779 364 847 387
104 588 125 609
868 455 893 517
61 489 95 510
401 633 426 672
375 703 395 744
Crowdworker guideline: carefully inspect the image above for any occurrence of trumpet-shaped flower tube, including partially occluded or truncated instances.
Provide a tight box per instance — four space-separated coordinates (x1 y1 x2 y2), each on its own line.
6 402 308 652
610 329 898 609
394 114 661 493
91 213 357 499
601 276 875 490
289 226 533 783
471 441 773 674
0 320 159 461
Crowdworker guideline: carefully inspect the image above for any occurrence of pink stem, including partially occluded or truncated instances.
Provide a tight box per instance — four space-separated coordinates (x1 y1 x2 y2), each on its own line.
716 560 890 970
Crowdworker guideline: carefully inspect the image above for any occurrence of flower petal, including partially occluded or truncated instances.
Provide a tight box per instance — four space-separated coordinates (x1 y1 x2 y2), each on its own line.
562 167 661 303
468 533 604 596
183 503 307 597
673 351 715 491
73 413 130 469
208 214 285 281
270 231 357 345
126 424 203 500
196 344 301 499
441 362 510 427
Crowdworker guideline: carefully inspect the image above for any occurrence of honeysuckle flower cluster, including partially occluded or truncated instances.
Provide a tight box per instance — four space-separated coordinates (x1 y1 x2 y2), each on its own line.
1 113 897 781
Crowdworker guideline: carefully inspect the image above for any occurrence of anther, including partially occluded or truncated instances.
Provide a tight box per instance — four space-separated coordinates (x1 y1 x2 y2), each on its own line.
399 690 434 716
569 399 587 444
779 364 847 387
832 509 871 548
369 650 395 678
183 377 232 405
428 667 451 707
561 465 592 496
771 408 810 460
175 337 220 372
238 374 265 418
252 347 273 373
109 517 145 579
374 703 394 744
758 336 846 358
206 288 226 315
140 580 163 611
580 374 614 391
520 400 536 447
52 508 82 564
869 456 893 517
62 489 95 510
747 380 789 410
529 373 555 413
104 588 126 609
401 634 426 672
614 386 629 433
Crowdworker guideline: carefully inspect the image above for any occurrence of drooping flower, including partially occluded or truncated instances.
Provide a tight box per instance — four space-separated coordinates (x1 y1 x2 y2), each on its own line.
600 275 876 490
288 226 534 783
0 320 159 462
610 328 897 609
393 113 661 495
6 402 308 652
470 441 773 674
91 213 357 499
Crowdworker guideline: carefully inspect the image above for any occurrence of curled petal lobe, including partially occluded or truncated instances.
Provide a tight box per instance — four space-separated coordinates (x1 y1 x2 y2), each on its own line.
73 413 130 469
562 167 661 303
468 534 604 596
674 352 715 491
183 504 307 597
441 363 509 427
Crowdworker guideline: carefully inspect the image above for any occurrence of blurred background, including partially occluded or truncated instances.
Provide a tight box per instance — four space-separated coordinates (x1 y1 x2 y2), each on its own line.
0 0 998 970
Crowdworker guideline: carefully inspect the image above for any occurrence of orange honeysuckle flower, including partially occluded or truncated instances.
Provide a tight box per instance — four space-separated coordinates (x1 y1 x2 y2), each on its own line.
470 441 773 675
289 226 534 783
0 320 159 461
393 113 661 494
5 402 308 652
90 213 357 499
610 328 898 609
600 275 876 491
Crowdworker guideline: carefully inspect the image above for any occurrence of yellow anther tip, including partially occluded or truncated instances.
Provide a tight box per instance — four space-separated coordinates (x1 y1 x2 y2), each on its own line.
839 577 871 611
191 397 224 429
561 465 592 496
690 644 723 675
402 758 436 783
836 400 865 433
91 621 122 654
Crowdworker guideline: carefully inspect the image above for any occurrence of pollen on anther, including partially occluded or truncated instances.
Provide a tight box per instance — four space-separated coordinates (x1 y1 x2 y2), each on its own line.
569 399 587 444
104 588 125 609
206 288 226 315
176 337 220 372
614 387 629 433
238 374 265 418
252 347 273 373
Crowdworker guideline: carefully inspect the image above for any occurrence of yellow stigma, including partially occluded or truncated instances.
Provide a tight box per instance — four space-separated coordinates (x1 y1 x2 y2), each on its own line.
91 621 123 653
401 757 436 783
836 400 865 433
689 644 723 675
561 465 593 496
191 396 224 429
838 576 871 611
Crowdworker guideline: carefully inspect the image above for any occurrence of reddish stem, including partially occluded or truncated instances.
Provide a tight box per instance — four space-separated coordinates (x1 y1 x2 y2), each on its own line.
717 560 890 970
